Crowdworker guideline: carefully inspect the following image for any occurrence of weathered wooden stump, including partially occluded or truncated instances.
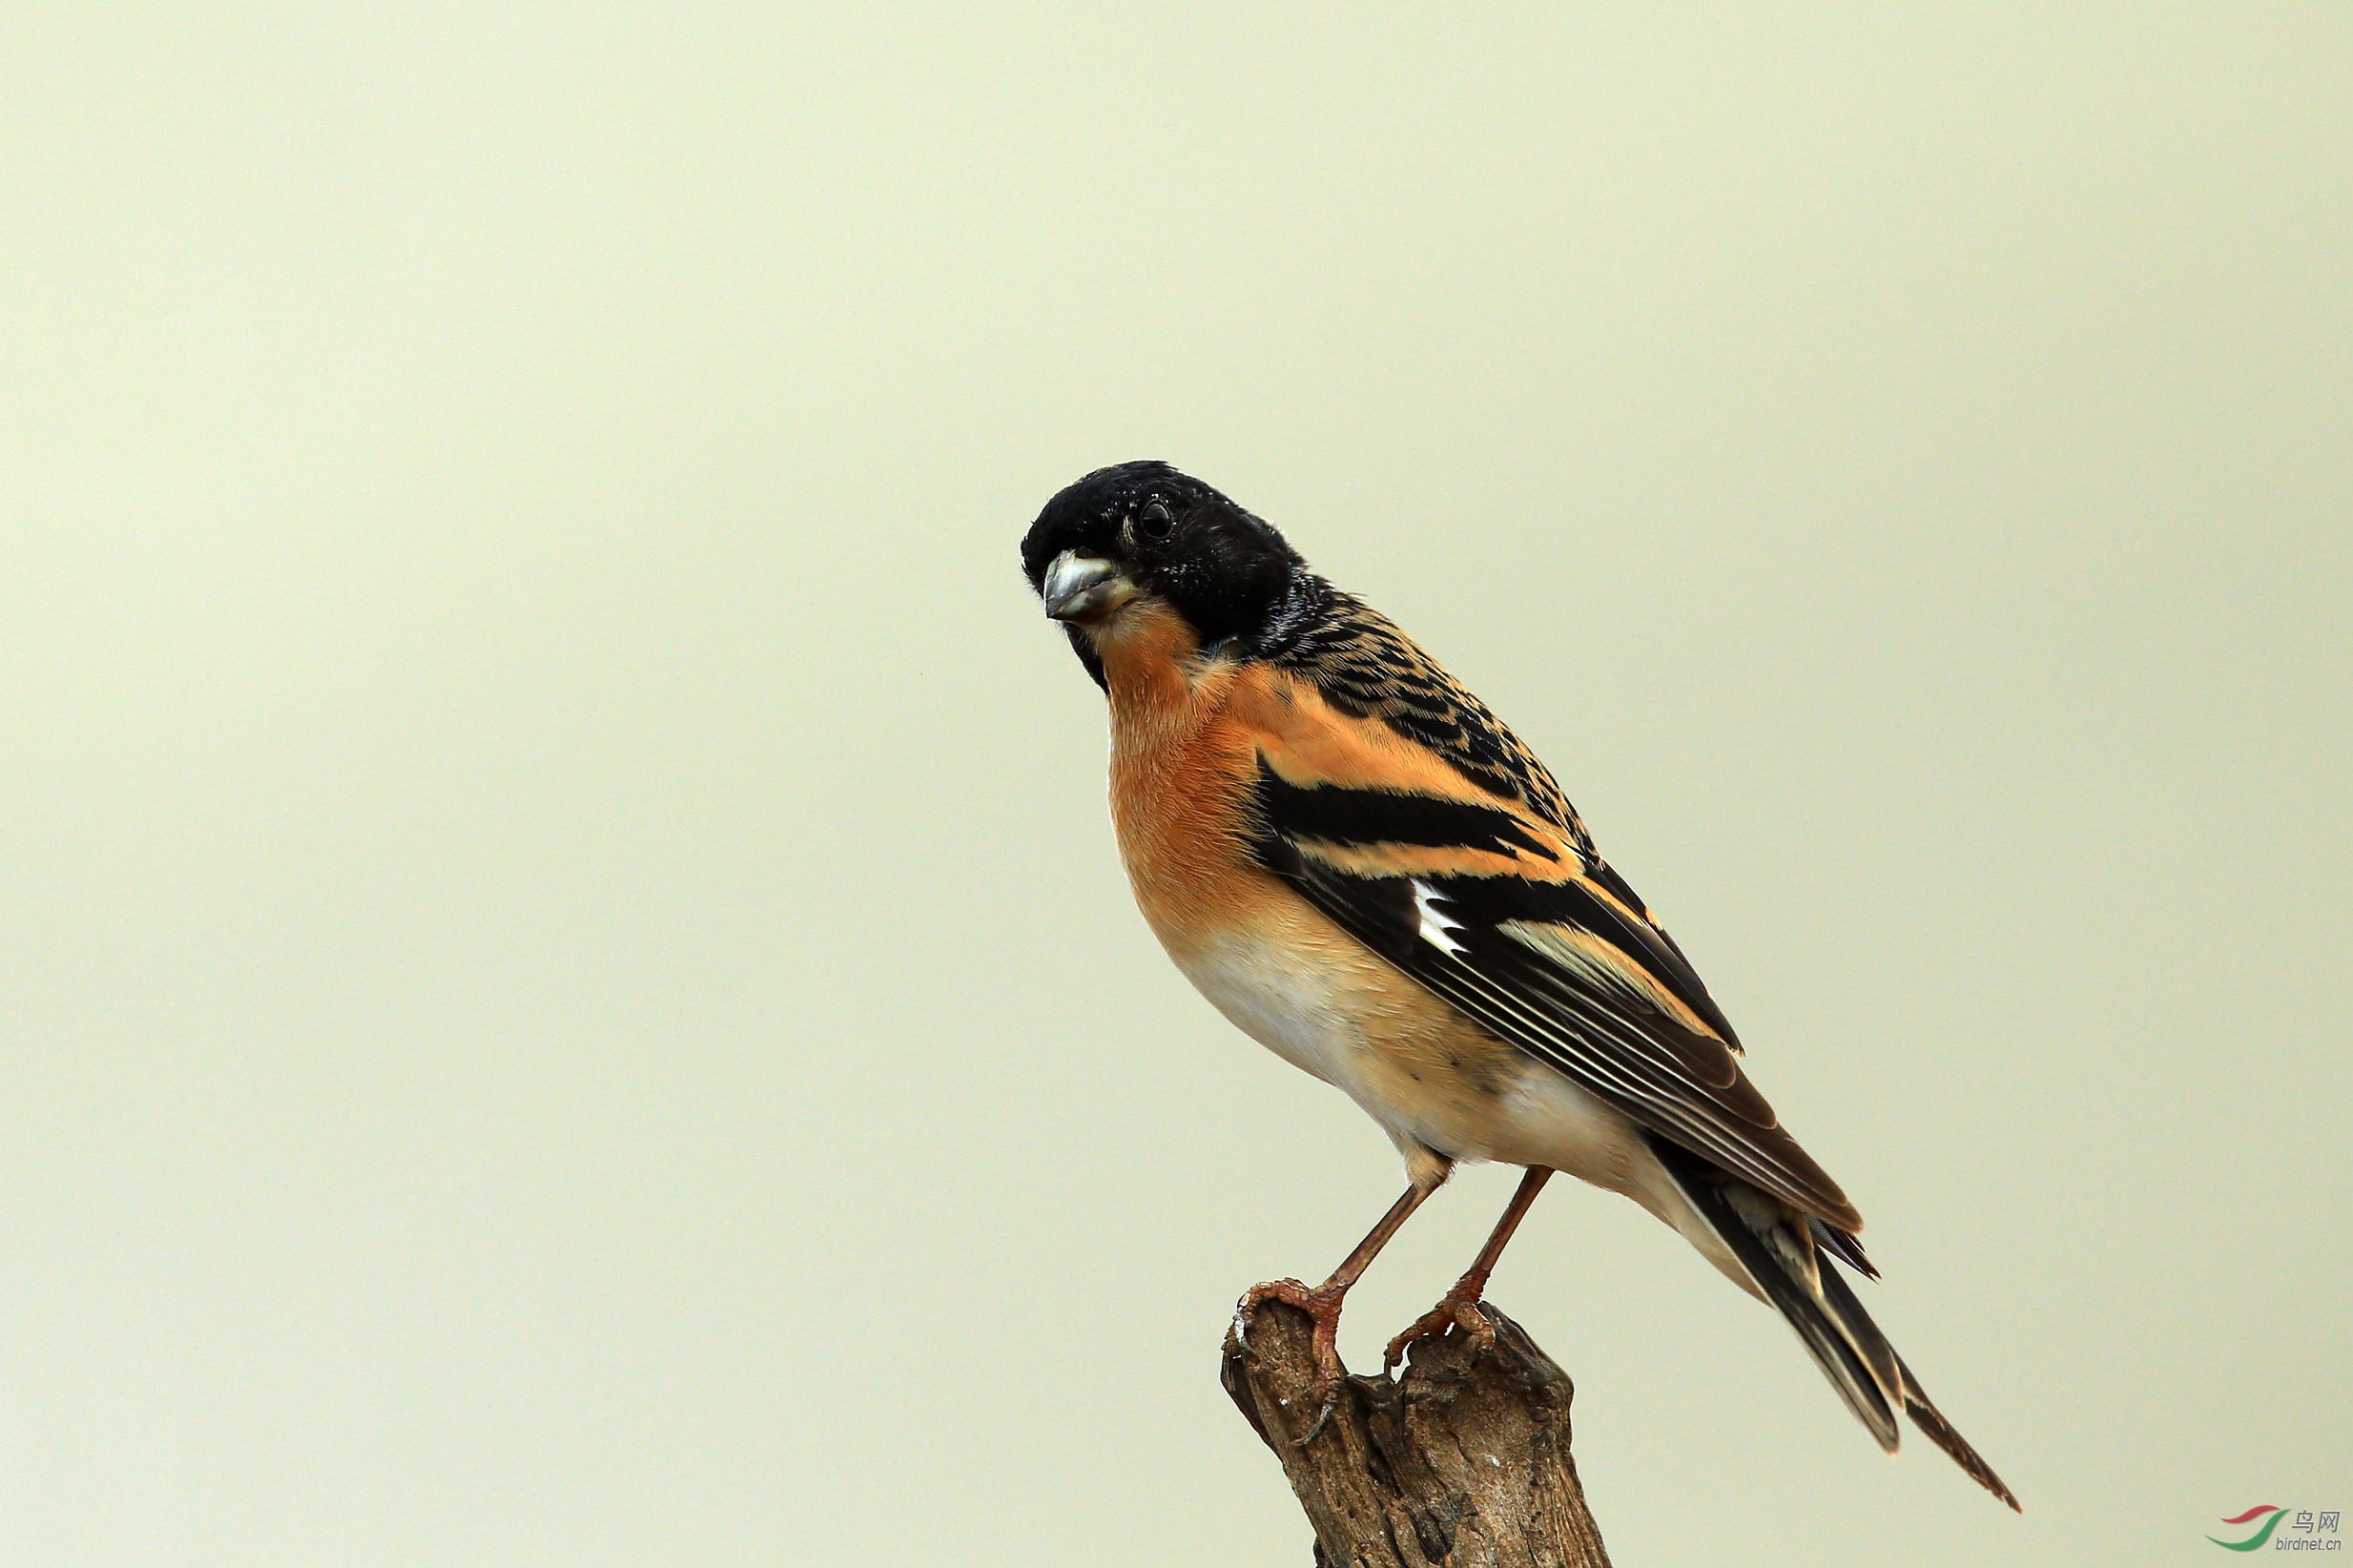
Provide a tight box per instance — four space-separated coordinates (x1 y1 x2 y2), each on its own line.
1222 1300 1612 1568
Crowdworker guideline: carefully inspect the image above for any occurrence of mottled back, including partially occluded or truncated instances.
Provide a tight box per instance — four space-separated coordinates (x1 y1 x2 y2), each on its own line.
1272 587 1588 852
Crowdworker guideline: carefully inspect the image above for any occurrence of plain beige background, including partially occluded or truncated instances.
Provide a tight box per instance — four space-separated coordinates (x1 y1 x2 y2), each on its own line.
3 4 2347 1564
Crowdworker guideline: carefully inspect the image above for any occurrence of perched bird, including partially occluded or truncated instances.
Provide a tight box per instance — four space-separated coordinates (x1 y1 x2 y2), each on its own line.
1022 460 2017 1509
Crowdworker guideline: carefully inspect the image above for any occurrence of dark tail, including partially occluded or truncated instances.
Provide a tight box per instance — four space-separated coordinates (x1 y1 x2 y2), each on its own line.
1648 1135 2021 1511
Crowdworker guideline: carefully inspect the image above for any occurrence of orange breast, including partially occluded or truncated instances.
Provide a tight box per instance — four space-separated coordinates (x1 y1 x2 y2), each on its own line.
1080 608 1294 948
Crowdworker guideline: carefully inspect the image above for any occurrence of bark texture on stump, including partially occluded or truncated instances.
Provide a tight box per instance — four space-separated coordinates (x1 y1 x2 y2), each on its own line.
1221 1301 1612 1568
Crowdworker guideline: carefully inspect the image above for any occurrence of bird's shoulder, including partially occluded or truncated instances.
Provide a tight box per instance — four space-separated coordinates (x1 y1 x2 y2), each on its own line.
1249 585 1587 847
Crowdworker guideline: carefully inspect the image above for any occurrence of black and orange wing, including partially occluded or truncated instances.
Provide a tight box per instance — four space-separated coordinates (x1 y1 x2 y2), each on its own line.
1249 599 1867 1235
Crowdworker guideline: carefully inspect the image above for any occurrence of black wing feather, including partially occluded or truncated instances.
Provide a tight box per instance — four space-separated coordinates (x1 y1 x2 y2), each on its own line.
1252 766 1861 1231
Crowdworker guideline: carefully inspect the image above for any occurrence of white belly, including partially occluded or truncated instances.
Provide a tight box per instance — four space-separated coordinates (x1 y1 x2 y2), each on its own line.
1174 932 1373 1093
1167 928 1757 1293
1172 929 1638 1186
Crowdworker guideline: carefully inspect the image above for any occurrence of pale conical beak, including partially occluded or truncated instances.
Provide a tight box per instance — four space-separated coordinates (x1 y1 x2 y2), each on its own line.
1041 551 1135 623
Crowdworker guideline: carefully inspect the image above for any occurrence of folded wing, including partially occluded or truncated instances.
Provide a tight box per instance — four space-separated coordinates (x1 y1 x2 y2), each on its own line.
1247 747 1864 1235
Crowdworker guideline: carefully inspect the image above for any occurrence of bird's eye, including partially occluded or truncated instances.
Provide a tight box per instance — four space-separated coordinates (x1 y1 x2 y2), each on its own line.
1136 500 1175 541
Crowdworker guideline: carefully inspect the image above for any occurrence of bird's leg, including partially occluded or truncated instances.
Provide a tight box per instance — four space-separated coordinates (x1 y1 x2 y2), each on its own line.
1384 1165 1553 1372
1232 1173 1443 1440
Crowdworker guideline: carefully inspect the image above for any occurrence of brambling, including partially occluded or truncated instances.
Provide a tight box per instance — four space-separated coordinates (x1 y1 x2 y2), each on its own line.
1022 461 2016 1508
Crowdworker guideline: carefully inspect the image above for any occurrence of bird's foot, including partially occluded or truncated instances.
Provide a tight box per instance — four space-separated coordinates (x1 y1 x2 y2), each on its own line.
1230 1277 1350 1443
1383 1279 1497 1372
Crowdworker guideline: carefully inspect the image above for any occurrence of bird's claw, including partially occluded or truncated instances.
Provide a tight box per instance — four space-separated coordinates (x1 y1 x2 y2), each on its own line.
1383 1287 1498 1372
1233 1277 1350 1445
1294 1387 1341 1444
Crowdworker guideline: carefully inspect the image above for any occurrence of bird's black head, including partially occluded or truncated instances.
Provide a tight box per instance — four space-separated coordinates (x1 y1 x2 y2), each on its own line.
1022 462 1308 685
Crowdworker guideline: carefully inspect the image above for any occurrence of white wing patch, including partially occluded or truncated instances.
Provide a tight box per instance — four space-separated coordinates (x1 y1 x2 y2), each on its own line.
1411 878 1468 955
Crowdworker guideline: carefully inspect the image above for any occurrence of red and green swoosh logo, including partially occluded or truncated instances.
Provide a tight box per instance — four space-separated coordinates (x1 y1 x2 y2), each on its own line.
2211 1506 2288 1551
